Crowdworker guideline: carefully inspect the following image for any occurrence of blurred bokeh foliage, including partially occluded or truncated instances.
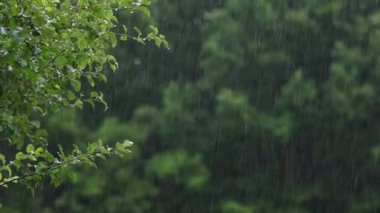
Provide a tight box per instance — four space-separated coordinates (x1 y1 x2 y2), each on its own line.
4 0 380 212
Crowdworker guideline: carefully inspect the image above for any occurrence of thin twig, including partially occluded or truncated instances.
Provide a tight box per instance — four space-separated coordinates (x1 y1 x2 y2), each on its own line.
0 151 106 187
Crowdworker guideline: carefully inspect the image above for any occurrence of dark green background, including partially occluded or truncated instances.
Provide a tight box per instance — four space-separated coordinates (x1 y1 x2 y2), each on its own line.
3 0 380 212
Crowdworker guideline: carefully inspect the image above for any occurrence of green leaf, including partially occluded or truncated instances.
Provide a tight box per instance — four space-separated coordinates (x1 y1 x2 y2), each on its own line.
100 74 107 82
120 34 128 41
138 6 151 17
54 56 67 67
74 99 83 109
67 90 76 101
90 91 99 98
78 56 88 70
58 145 66 158
88 99 95 108
87 76 95 87
34 147 44 156
136 37 146 45
122 25 128 33
110 64 117 72
123 140 134 147
26 144 35 153
149 25 158 35
16 152 27 161
54 84 61 90
30 120 40 128
71 80 81 92
0 154 5 165
1 166 12 178
133 27 142 36
67 170 78 183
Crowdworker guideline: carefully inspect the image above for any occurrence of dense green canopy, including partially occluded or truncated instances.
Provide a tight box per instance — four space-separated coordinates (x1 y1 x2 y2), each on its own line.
3 0 380 212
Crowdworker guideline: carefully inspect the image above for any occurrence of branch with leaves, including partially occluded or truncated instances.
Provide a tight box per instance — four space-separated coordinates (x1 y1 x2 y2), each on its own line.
0 140 133 190
0 0 167 200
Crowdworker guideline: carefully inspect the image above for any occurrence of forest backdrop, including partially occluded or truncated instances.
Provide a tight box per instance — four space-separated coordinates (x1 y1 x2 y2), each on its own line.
3 0 380 212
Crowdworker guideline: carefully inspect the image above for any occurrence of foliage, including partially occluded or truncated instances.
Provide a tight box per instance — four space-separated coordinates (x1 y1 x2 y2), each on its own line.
4 0 380 213
0 0 166 195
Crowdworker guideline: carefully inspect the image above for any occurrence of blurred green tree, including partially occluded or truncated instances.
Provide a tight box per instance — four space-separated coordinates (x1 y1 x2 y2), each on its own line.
5 0 380 212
